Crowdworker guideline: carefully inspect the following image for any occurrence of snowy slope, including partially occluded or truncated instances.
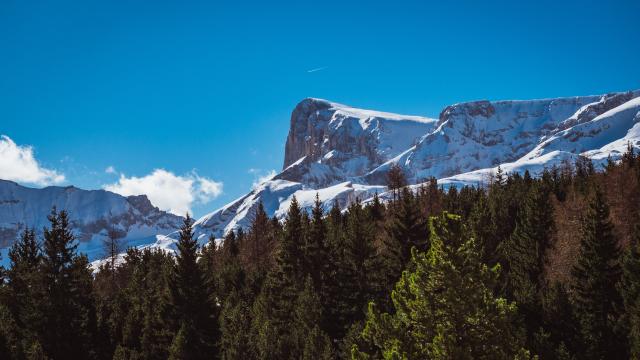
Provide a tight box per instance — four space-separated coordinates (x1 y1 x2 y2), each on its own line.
192 90 640 241
440 93 640 186
0 180 183 264
2 90 639 265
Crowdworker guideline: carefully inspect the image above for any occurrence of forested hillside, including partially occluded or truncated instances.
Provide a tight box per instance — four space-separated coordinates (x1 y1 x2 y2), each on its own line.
1 146 639 359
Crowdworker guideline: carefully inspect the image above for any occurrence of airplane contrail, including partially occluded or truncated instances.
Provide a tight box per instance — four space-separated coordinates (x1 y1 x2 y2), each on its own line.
307 66 328 73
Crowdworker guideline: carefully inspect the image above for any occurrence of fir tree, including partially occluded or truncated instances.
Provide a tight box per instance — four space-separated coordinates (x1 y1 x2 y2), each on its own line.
469 193 498 264
322 200 348 342
304 194 327 291
171 214 219 359
292 276 334 360
40 208 97 359
252 197 305 359
123 248 175 359
219 289 254 360
540 283 580 359
381 187 427 293
353 213 529 359
6 228 44 355
342 199 379 320
245 202 275 274
571 189 625 359
619 218 640 358
504 183 555 343
367 192 385 225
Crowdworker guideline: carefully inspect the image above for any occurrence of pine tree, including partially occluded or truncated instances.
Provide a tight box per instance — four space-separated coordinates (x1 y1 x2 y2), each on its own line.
367 192 385 225
571 189 625 359
171 214 219 359
252 196 305 359
38 208 97 359
504 183 555 343
386 164 407 201
245 202 275 274
323 200 348 343
381 187 427 293
304 194 328 291
6 228 44 355
540 283 580 359
342 199 379 321
119 247 175 359
215 231 246 301
619 219 640 358
292 276 334 360
219 289 254 360
168 321 198 360
469 193 498 264
353 213 529 359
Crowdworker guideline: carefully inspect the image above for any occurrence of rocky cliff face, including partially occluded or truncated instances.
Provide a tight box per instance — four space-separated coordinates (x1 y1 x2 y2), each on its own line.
0 179 183 261
395 95 604 181
194 90 640 244
280 98 436 186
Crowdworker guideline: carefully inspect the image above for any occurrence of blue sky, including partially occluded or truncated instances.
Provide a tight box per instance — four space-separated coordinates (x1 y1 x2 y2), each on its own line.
1 0 639 217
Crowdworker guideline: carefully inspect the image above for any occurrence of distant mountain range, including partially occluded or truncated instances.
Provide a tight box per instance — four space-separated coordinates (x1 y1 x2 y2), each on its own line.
2 90 639 264
0 179 182 264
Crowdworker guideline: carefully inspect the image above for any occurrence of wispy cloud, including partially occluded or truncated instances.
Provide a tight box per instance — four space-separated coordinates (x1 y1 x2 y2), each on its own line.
249 168 277 189
105 165 117 174
306 66 328 73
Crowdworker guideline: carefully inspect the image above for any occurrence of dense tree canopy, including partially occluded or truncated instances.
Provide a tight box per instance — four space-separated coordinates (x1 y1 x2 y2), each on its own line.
1 148 639 359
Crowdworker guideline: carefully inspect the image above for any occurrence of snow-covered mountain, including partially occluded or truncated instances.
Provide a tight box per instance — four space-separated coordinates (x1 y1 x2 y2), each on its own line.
0 180 183 263
2 90 639 262
192 90 640 243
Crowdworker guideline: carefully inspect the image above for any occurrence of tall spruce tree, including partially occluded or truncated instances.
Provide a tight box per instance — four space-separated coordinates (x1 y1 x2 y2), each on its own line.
292 276 334 360
170 214 219 359
252 196 305 359
304 194 327 291
214 229 254 359
322 200 348 343
40 208 96 359
342 199 379 320
539 282 580 359
245 202 274 274
219 289 254 360
619 218 640 358
122 247 175 359
381 187 427 293
353 213 530 359
469 193 498 264
571 189 625 359
6 228 44 356
504 183 555 345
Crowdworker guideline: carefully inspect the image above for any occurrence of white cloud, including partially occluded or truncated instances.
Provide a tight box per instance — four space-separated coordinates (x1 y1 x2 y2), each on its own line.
105 165 117 174
0 135 65 186
104 169 223 216
251 169 277 189
197 176 224 202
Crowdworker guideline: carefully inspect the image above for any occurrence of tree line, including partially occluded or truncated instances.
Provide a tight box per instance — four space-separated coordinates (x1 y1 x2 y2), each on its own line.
1 146 639 359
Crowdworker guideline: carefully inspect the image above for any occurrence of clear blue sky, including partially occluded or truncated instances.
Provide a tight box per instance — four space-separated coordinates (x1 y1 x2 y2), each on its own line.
1 0 639 217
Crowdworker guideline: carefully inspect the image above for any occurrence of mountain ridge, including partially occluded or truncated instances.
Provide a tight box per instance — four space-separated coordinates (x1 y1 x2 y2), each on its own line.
0 179 183 264
192 89 640 244
1 89 639 262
